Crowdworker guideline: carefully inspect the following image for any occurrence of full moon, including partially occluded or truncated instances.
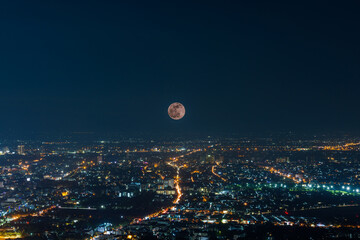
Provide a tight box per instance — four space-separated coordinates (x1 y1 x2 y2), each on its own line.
168 102 185 120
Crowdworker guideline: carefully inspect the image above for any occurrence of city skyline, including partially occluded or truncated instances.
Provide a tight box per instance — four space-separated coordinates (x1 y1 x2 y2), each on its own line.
1 135 360 239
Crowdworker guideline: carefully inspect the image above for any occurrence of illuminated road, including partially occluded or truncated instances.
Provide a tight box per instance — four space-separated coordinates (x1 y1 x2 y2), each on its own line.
92 148 206 239
166 161 184 204
211 164 227 182
1 205 56 228
173 166 182 204
248 203 360 216
0 232 22 239
262 166 303 184
142 148 205 220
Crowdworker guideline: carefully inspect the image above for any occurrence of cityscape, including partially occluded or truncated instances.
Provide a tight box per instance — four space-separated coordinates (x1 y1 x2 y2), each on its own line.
1 1 360 239
1 135 360 239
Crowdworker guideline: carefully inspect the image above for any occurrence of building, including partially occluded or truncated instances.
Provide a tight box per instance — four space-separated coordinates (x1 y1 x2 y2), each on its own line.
156 186 176 195
162 179 175 188
276 157 289 163
206 154 215 164
17 145 25 155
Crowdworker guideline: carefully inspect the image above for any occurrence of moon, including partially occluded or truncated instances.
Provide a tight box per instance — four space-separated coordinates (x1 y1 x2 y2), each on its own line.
168 102 185 120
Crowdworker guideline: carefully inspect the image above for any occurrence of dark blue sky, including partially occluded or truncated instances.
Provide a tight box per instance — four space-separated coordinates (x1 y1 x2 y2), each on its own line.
0 1 359 136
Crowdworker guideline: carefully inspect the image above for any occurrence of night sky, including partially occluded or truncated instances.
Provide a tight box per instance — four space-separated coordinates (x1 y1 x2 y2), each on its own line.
0 1 359 137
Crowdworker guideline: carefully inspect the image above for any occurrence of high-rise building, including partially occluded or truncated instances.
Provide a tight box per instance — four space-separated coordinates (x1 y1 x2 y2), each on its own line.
217 156 224 163
200 154 216 164
2 147 9 154
17 145 25 155
206 154 215 164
